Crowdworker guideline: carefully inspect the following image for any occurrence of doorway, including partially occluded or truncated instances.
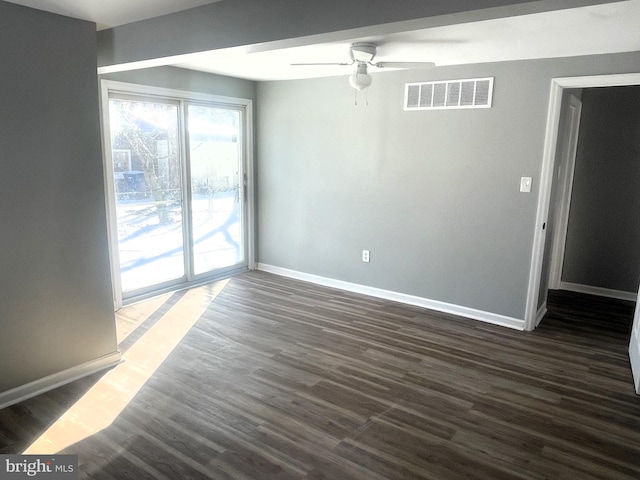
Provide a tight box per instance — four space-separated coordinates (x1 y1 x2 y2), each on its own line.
526 73 640 331
546 86 640 303
101 82 254 307
527 73 640 393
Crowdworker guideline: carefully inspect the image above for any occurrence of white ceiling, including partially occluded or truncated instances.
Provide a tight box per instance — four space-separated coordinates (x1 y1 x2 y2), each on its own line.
3 0 223 30
5 0 640 81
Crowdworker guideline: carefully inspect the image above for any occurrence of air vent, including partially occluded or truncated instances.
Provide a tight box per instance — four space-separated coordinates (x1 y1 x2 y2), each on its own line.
404 77 494 111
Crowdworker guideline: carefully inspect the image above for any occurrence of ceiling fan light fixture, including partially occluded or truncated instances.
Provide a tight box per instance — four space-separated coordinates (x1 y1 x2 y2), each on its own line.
349 63 372 90
292 41 437 92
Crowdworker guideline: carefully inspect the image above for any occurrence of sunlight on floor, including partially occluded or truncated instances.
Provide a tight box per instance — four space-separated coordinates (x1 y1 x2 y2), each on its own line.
115 292 173 344
23 279 229 454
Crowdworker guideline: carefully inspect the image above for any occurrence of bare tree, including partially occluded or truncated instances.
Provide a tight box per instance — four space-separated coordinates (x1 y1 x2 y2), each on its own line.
111 101 180 224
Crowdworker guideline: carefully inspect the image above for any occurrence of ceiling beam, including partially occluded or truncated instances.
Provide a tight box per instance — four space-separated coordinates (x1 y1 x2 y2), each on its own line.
97 0 625 72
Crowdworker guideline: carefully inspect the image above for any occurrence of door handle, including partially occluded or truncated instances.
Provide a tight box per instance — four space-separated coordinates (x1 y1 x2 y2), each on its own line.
243 173 248 201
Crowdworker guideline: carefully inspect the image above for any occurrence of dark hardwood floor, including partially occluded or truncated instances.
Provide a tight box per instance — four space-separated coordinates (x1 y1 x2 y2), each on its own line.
2 272 640 479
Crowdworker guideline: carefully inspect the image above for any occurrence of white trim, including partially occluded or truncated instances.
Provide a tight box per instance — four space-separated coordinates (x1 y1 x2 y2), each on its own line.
101 80 253 107
258 264 524 330
557 282 638 302
631 285 640 395
0 351 122 410
524 78 563 331
525 72 640 332
99 80 124 309
548 94 582 290
630 329 640 395
244 100 257 270
536 302 548 327
554 73 640 89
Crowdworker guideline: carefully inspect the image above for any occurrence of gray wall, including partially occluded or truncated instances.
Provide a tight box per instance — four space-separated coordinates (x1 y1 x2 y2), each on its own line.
100 66 256 101
0 2 118 392
257 51 640 320
562 86 640 293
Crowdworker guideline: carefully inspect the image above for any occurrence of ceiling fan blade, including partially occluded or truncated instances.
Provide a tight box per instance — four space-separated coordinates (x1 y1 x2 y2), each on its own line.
290 62 353 66
373 61 436 69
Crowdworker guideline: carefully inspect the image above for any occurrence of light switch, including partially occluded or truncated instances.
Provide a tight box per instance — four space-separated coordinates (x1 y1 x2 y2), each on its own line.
520 177 532 193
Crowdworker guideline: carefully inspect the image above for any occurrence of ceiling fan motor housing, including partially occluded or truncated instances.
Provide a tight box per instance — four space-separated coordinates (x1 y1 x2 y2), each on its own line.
350 42 377 63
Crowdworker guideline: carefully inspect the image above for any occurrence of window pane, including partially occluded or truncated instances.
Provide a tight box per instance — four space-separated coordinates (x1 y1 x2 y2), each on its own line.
188 105 244 275
109 99 185 292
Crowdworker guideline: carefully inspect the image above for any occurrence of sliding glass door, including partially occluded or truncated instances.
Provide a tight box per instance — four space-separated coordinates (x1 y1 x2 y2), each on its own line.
187 104 245 275
104 86 250 304
108 97 186 293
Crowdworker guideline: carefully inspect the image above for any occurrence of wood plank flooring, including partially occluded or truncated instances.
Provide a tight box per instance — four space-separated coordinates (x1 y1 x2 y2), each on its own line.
1 272 640 479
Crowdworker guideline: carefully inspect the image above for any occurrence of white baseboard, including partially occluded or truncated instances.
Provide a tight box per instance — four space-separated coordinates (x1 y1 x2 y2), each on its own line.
536 302 548 327
559 282 637 302
0 351 122 410
257 264 524 330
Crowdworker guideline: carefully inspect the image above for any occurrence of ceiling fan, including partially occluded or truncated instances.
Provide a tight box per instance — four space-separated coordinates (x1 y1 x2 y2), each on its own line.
291 42 436 90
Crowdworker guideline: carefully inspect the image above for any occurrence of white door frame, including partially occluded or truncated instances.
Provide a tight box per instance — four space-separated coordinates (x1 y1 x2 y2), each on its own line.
99 80 256 309
548 93 582 290
630 286 640 394
524 72 640 332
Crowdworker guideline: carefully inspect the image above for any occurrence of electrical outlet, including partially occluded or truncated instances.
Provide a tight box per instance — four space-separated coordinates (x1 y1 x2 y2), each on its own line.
362 250 370 263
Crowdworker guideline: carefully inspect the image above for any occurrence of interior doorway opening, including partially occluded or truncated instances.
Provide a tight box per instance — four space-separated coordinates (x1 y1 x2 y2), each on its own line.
526 73 640 331
527 72 640 394
544 86 640 306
